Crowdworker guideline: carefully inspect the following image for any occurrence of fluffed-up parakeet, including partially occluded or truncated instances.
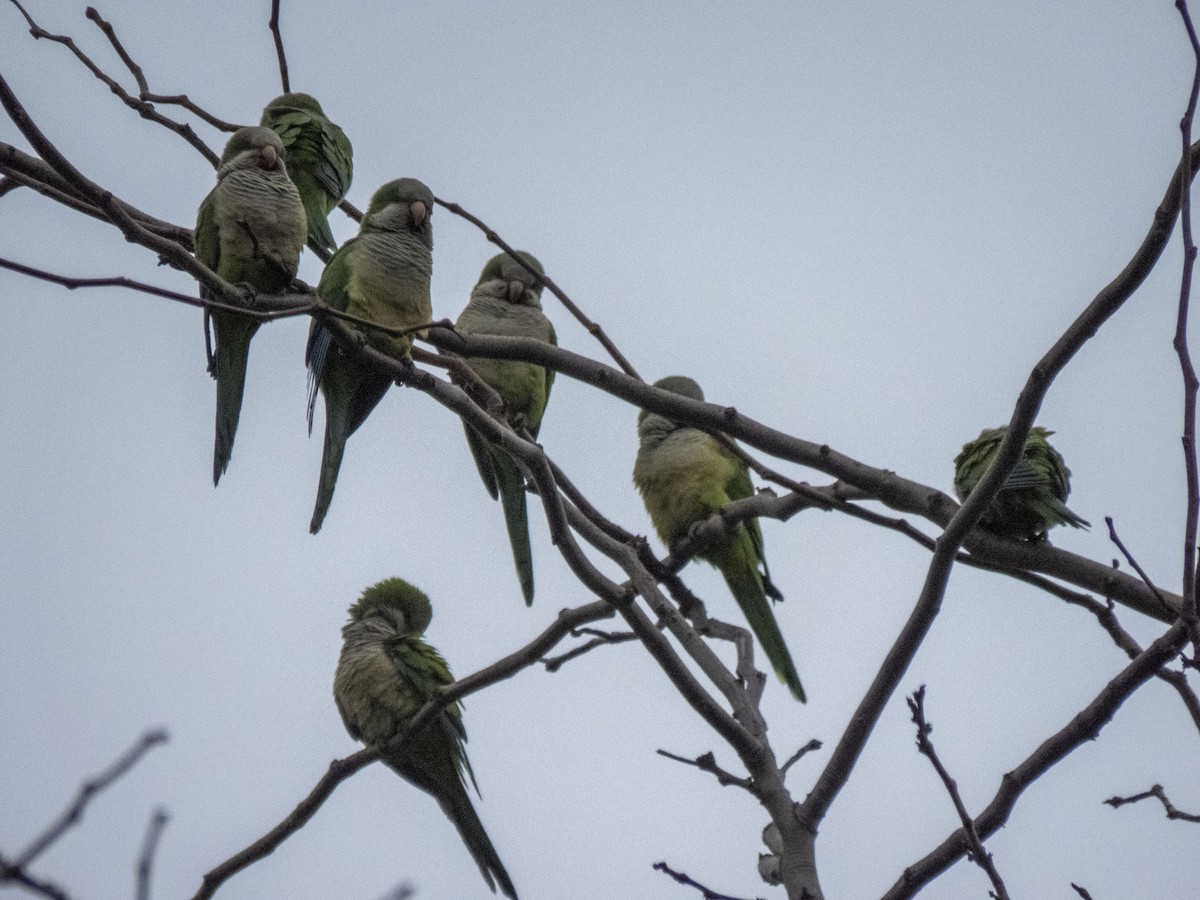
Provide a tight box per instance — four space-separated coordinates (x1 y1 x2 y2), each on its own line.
334 578 518 899
196 125 307 486
306 178 434 534
953 425 1090 540
633 376 805 702
260 92 353 253
455 251 556 605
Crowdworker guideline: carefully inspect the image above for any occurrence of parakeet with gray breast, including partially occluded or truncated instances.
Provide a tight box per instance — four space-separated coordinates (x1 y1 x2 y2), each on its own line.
633 376 805 702
953 425 1089 540
333 578 519 899
195 125 306 486
455 251 556 605
260 92 353 253
306 178 434 534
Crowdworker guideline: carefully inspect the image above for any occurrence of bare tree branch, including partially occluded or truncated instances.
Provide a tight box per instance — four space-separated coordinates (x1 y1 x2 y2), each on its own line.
656 749 754 793
0 852 71 900
1104 783 1200 822
652 861 764 900
135 809 169 900
268 0 289 93
907 686 1010 900
14 729 168 869
7 0 221 165
82 6 239 134
1174 0 1200 651
881 620 1191 899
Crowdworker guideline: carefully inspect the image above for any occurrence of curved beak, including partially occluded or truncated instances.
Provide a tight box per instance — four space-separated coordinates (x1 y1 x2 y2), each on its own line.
259 144 279 170
507 279 525 303
409 200 427 228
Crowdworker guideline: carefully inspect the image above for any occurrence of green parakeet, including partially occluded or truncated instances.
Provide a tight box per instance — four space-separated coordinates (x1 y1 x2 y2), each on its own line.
306 178 434 534
633 376 805 702
260 92 353 253
953 425 1090 540
334 578 518 899
455 251 556 605
195 125 307 486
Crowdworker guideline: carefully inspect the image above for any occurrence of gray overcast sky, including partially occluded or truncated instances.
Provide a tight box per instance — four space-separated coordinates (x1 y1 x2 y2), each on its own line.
2 2 1198 898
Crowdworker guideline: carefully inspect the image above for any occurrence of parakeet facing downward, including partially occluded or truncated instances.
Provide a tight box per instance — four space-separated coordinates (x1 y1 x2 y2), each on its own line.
633 376 805 702
260 92 353 253
334 578 518 899
306 178 434 534
953 425 1090 540
455 251 556 605
196 125 307 486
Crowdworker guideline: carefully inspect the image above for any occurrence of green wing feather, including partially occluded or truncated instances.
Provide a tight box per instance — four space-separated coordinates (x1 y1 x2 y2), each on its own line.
382 637 517 899
954 426 1089 540
707 443 804 701
307 239 391 533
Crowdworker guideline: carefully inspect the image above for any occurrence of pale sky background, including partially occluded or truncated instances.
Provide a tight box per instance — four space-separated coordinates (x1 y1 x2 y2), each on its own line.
2 2 1198 898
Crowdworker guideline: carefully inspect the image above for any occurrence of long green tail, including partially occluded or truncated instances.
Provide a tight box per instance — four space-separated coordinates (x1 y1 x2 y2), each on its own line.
715 536 806 702
212 314 259 486
310 387 350 534
494 449 535 606
439 781 519 899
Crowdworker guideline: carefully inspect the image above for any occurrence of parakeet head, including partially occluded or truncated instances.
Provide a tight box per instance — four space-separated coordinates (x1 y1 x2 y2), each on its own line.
261 92 326 119
362 178 434 242
346 578 433 637
476 251 545 305
638 375 705 427
217 126 288 175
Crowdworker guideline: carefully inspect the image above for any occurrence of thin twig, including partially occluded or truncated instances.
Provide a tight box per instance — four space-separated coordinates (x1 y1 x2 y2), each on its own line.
1104 783 1200 822
1174 0 1200 649
135 809 169 900
1105 517 1172 615
907 686 1010 900
656 749 754 792
779 739 823 779
881 621 1190 899
268 0 289 93
1070 886 1096 900
541 627 636 672
83 7 239 133
15 729 168 868
7 0 221 165
652 861 762 900
0 852 70 900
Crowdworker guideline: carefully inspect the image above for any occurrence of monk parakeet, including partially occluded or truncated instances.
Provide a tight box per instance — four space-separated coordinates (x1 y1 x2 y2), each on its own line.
260 92 353 253
334 578 518 899
633 376 805 702
196 125 306 486
455 251 556 605
953 425 1090 540
306 178 434 534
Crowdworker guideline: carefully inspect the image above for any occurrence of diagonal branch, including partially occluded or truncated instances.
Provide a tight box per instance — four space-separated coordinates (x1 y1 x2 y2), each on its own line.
907 686 1010 900
15 729 168 869
881 620 1191 899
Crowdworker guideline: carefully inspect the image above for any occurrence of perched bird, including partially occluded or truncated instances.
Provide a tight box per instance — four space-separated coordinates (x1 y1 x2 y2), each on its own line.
633 376 805 702
260 92 353 253
334 578 518 899
306 178 434 533
455 251 556 605
195 125 307 486
953 425 1090 540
